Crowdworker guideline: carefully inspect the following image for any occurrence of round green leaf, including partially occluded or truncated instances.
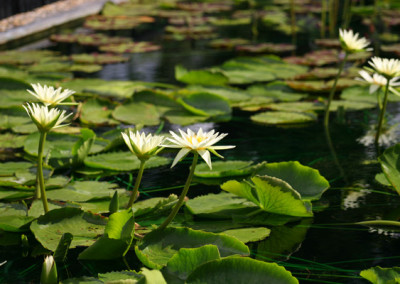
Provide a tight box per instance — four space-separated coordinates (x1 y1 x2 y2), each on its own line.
222 227 271 243
251 111 317 125
84 152 170 171
135 227 249 269
186 257 298 284
165 245 221 281
360 266 400 284
378 144 400 195
175 65 228 86
256 161 330 201
194 161 256 178
221 176 313 217
113 102 160 126
30 207 107 251
178 92 231 117
81 98 119 126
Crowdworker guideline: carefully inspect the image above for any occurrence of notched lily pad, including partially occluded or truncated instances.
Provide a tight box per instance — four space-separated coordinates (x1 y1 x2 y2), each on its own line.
194 160 259 178
71 53 128 65
84 15 155 30
236 43 295 54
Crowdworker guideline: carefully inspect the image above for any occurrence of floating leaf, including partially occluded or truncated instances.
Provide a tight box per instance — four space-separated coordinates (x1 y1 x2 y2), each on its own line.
378 144 400 195
81 98 119 126
46 181 123 202
0 133 27 148
194 160 257 178
99 42 161 54
0 203 34 232
360 266 400 284
186 192 257 218
84 151 170 171
246 83 307 102
84 15 155 30
256 161 330 200
187 85 250 103
30 207 106 251
209 38 250 49
175 65 228 86
112 102 160 126
165 245 221 281
186 257 299 284
236 43 295 54
222 227 271 243
79 209 135 260
71 53 128 65
251 111 317 125
178 92 231 117
135 227 249 269
221 176 312 217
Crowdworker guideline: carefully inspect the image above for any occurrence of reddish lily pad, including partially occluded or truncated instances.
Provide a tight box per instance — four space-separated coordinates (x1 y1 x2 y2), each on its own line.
165 25 214 35
314 38 341 48
209 38 250 49
70 53 128 65
236 43 295 54
84 15 155 30
99 42 161 54
286 79 361 92
168 16 215 26
176 2 232 13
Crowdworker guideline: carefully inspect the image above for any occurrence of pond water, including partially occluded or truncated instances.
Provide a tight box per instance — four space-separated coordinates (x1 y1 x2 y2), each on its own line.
1 3 400 284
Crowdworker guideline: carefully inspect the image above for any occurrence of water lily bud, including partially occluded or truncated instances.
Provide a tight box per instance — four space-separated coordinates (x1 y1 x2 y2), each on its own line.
41 255 57 284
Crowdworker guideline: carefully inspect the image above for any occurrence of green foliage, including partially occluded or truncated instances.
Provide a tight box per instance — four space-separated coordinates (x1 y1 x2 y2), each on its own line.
360 266 400 284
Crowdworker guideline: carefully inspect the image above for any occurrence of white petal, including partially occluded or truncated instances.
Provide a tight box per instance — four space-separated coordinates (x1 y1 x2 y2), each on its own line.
198 149 212 169
171 148 190 168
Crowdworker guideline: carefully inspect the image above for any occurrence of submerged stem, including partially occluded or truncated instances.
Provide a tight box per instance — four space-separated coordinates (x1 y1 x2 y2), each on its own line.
324 52 348 129
375 80 391 145
157 152 199 231
38 132 49 213
127 160 146 208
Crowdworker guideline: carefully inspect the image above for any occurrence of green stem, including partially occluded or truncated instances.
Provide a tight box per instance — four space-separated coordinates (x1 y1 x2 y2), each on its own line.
375 80 391 145
38 132 49 214
157 152 199 231
324 52 348 129
127 160 146 208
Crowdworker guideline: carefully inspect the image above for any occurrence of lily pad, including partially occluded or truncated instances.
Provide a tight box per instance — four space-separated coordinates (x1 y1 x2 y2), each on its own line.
81 98 119 126
221 176 313 217
46 181 123 202
135 227 249 269
164 245 221 281
84 15 155 30
378 144 400 195
360 266 400 284
186 257 299 284
209 38 250 49
194 160 257 178
236 43 295 54
255 161 330 200
178 92 231 117
251 111 317 125
30 207 107 251
0 203 34 232
78 209 135 260
112 102 160 126
222 227 271 243
84 151 170 171
186 192 258 218
187 85 250 103
99 42 161 54
175 65 228 86
71 53 128 65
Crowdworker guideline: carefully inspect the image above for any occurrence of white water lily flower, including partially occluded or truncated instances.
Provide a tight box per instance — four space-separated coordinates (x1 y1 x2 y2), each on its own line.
28 83 75 107
356 70 400 95
41 255 57 284
368 57 400 79
163 128 235 169
339 28 371 53
121 130 165 161
23 103 72 133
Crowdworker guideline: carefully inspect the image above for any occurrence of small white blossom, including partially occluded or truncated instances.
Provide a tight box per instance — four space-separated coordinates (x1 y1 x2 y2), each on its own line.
162 128 235 169
356 70 400 95
23 103 72 133
28 83 75 107
339 29 371 53
121 130 165 161
368 57 400 79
